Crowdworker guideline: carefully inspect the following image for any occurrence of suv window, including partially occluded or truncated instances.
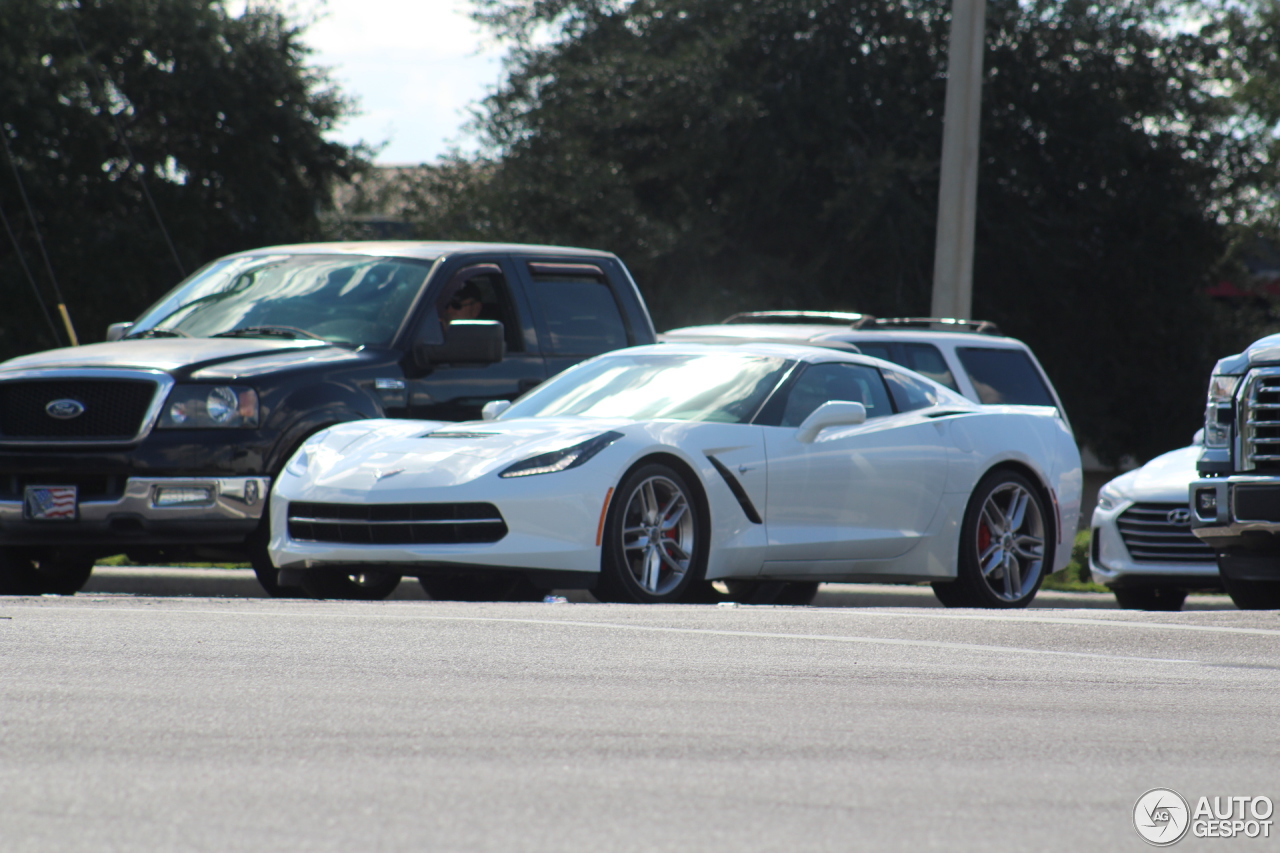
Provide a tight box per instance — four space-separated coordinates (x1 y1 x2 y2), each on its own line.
853 342 959 391
528 263 629 355
956 347 1055 407
882 369 945 413
780 363 893 427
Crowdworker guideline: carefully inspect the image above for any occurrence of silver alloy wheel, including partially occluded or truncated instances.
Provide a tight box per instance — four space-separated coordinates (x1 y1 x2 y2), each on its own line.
974 481 1046 602
620 475 695 596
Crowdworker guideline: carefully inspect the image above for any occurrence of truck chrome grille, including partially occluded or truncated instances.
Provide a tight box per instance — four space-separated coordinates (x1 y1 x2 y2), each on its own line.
287 501 508 545
1243 370 1280 472
1116 502 1215 564
0 379 159 441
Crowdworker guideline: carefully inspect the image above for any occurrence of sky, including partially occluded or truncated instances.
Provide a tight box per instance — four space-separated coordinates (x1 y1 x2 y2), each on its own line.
294 0 507 165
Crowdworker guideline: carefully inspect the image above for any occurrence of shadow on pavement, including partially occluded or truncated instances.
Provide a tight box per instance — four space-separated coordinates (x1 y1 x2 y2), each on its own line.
73 567 1238 609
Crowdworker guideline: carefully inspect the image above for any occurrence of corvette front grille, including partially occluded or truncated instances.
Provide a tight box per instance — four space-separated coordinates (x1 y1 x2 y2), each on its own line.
287 501 508 545
1116 502 1215 564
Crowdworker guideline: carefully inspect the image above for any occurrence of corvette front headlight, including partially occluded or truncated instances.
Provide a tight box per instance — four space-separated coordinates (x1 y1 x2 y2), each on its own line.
158 385 259 428
499 432 623 478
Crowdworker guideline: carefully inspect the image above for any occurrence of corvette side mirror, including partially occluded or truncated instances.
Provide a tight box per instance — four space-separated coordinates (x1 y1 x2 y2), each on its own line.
796 401 867 443
481 400 512 421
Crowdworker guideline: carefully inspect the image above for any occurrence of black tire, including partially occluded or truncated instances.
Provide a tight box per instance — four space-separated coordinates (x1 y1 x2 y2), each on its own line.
1112 586 1187 611
420 572 544 602
594 463 707 604
300 567 402 601
245 495 311 598
932 470 1051 609
1221 574 1280 610
720 580 821 606
0 547 96 595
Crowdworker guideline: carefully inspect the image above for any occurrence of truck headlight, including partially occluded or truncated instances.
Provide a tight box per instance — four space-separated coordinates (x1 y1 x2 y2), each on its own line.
158 385 259 428
1203 374 1240 449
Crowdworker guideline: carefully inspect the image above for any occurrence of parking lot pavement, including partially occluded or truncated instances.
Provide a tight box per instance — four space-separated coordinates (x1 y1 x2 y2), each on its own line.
77 566 1239 609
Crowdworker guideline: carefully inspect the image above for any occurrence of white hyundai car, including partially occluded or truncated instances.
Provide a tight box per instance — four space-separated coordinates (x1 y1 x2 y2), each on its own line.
1089 438 1220 610
269 343 1082 606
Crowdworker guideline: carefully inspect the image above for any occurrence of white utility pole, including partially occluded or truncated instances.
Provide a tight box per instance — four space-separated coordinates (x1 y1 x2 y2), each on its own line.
930 0 987 320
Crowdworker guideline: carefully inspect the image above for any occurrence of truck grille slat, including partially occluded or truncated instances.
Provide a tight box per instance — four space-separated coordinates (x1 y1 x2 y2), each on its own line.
1116 502 1215 564
1243 372 1280 472
287 501 508 545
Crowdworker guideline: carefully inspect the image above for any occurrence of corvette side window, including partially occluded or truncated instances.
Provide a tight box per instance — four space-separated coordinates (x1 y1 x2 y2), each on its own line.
780 363 893 427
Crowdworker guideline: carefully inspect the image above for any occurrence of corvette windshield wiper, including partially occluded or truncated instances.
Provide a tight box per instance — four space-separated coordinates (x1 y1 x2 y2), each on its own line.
123 328 191 339
212 326 327 341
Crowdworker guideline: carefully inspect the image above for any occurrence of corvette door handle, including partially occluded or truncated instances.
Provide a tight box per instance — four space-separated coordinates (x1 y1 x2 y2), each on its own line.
737 465 754 475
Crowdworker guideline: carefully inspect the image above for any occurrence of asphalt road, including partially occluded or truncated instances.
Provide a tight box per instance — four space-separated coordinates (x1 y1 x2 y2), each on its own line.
3 573 1277 852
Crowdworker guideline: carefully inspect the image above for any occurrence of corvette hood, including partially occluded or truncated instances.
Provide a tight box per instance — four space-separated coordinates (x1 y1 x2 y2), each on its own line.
1103 445 1198 503
295 416 636 493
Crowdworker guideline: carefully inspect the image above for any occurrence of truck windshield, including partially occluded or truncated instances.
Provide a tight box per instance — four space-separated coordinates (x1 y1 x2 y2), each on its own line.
129 254 434 346
501 352 792 423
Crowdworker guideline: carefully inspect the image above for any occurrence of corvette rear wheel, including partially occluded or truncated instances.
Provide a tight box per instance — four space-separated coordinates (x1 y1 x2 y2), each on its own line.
300 567 402 601
595 463 706 604
0 547 96 595
933 471 1050 609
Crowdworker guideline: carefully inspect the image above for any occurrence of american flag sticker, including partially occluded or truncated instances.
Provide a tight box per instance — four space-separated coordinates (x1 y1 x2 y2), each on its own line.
25 486 77 521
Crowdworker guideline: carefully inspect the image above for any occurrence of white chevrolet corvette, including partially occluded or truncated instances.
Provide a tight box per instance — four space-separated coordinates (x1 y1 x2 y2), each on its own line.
269 343 1082 606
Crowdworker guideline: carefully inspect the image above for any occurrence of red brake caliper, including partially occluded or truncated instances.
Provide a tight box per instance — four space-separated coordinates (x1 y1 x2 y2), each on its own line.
977 521 992 555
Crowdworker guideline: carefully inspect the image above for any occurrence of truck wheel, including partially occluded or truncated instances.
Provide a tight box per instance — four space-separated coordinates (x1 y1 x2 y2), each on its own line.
0 547 95 595
1217 553 1280 610
246 502 309 599
933 470 1050 609
1112 586 1187 611
300 567 402 601
594 463 707 604
1221 575 1280 610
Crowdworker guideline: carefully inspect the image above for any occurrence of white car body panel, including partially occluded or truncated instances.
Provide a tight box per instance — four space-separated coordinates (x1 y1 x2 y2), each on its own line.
269 344 1082 588
1089 445 1218 585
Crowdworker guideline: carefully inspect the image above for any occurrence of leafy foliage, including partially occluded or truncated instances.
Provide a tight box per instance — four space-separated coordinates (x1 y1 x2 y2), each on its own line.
0 0 363 357
401 0 1272 462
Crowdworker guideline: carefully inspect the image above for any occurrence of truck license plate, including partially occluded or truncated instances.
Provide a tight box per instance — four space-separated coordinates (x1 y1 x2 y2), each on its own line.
24 486 78 521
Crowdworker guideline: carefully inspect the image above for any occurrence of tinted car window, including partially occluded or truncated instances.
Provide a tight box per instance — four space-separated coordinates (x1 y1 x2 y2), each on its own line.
957 347 1055 407
882 369 945 413
845 342 959 391
901 344 958 391
780 363 893 427
529 269 628 355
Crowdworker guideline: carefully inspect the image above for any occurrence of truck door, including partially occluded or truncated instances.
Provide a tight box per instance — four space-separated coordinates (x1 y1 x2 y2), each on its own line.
515 258 636 379
403 258 547 421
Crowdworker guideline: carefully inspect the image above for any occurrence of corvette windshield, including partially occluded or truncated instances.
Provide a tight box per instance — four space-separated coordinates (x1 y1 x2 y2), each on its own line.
129 253 434 346
502 352 792 423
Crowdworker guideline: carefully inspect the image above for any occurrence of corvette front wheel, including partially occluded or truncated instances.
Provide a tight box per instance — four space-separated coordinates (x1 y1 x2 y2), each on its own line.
595 463 707 604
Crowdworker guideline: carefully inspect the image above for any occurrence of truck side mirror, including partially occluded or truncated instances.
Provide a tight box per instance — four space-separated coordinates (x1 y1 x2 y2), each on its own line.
413 320 505 369
106 322 134 342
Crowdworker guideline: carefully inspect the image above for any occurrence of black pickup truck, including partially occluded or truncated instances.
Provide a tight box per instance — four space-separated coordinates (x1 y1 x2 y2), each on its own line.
0 241 656 596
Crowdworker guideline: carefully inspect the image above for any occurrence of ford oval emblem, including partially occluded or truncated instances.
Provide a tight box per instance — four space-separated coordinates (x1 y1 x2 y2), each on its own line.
45 398 86 420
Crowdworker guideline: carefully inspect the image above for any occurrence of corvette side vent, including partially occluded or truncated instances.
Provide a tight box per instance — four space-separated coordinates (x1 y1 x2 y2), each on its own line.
287 501 508 545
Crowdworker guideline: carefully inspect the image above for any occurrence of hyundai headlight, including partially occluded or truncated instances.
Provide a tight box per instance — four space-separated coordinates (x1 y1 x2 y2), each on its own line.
158 385 259 428
1095 485 1123 512
499 432 623 478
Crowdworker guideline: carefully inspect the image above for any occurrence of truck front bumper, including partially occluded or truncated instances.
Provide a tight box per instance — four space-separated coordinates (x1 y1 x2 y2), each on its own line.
1187 473 1280 555
0 476 269 547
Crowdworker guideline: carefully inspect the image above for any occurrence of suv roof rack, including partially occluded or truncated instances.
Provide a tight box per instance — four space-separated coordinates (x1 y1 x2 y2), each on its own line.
850 316 1003 336
722 310 875 325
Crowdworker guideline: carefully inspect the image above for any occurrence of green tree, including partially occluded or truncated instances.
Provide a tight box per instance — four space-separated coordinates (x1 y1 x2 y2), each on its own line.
401 0 1263 462
0 0 363 358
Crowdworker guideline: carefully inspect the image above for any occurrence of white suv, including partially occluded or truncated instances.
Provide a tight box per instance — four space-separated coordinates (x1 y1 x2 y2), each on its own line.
662 311 1071 428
